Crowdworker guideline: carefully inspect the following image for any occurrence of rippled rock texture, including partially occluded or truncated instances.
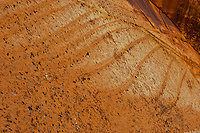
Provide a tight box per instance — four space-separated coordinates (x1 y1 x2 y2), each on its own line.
0 0 200 132
150 0 200 54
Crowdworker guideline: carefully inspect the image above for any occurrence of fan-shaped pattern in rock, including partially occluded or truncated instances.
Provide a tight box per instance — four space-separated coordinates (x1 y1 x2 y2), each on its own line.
0 0 200 132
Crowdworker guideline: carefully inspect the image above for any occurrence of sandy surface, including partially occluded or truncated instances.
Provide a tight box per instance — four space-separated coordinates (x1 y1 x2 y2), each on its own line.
0 0 200 132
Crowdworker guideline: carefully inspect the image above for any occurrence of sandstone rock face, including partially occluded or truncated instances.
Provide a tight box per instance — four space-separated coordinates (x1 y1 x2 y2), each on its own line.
150 0 200 54
0 0 200 132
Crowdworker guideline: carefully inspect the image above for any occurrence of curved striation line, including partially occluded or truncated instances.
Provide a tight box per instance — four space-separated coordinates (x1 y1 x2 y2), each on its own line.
67 27 134 65
40 16 115 55
68 31 149 81
154 58 175 101
48 27 135 69
44 16 111 47
0 2 78 38
132 17 186 42
139 26 200 83
78 36 157 83
90 0 192 64
169 70 187 107
160 69 187 114
82 35 149 75
155 36 200 85
10 15 113 65
94 45 161 96
27 10 97 49
115 46 161 92
68 20 120 48
76 0 185 43
134 15 200 67
39 18 119 56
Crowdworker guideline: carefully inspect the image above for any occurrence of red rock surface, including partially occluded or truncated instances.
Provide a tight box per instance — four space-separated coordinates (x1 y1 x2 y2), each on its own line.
0 0 200 132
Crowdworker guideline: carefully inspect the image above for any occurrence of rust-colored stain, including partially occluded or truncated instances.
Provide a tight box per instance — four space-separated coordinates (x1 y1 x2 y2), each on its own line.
0 0 200 132
150 0 200 54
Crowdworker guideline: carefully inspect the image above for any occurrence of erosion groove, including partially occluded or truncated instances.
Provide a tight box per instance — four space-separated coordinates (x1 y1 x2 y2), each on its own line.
0 0 200 132
0 1 78 38
155 58 174 100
